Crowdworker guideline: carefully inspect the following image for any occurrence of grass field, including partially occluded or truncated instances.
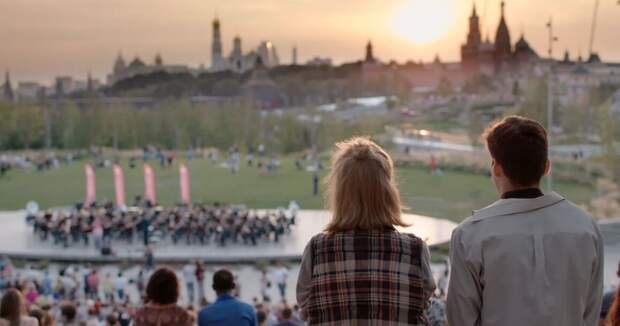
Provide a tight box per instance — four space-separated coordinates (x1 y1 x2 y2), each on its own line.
0 158 595 222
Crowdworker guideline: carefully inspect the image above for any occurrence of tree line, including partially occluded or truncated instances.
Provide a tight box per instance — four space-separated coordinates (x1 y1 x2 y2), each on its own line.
0 100 393 154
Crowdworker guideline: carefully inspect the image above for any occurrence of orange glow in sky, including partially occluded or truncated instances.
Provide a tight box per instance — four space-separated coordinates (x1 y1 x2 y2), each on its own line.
391 0 458 45
0 0 619 83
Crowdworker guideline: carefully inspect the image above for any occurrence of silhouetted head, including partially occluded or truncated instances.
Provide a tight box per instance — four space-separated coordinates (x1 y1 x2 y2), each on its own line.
212 269 235 295
146 267 180 305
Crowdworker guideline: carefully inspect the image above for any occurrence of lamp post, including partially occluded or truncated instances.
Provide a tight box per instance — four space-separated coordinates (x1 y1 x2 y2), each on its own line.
546 17 558 191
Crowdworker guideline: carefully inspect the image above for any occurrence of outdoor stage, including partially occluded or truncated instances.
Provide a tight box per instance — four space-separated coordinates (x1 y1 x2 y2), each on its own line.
0 210 457 263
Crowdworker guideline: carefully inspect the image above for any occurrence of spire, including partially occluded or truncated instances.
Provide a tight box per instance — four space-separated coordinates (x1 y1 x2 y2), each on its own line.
211 15 223 70
472 2 478 17
154 53 163 66
494 0 512 61
87 72 94 93
365 40 375 63
3 70 14 102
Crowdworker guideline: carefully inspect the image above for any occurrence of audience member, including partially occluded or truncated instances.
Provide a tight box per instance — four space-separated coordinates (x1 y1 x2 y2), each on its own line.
256 310 267 326
0 289 38 326
197 269 257 326
275 307 297 326
602 262 620 324
296 137 435 324
133 267 193 326
59 301 78 326
447 116 604 326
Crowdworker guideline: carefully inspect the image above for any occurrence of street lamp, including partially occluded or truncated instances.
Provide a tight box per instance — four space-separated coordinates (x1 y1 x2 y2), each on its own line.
546 17 558 191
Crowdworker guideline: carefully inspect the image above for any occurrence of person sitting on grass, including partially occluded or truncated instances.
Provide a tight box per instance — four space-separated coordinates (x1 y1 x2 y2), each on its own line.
198 269 257 326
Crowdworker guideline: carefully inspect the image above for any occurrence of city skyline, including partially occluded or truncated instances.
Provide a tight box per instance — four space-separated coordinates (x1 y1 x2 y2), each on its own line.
1 0 619 83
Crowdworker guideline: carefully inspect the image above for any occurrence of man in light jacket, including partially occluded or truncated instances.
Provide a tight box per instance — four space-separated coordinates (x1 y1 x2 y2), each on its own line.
447 116 603 326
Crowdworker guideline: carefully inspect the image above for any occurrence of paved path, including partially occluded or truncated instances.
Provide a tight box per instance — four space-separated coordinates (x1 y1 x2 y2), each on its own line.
0 210 457 263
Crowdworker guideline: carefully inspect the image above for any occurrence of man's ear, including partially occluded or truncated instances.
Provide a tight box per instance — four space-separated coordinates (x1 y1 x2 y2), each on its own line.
492 160 503 177
543 159 551 176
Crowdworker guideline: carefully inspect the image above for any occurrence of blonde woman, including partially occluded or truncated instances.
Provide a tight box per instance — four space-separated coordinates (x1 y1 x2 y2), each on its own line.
296 137 435 325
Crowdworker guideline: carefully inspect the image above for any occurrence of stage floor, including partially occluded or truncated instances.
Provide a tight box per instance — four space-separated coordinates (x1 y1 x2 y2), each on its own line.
0 210 457 263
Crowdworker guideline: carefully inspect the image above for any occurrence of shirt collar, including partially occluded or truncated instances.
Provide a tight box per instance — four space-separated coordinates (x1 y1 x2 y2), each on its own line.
501 188 544 199
471 192 565 222
216 293 234 302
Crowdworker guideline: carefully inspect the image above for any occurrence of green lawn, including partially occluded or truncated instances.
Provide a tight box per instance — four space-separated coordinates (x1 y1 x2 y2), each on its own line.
0 158 595 222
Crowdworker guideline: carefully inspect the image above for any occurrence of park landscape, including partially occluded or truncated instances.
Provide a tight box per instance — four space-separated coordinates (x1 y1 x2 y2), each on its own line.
0 150 596 222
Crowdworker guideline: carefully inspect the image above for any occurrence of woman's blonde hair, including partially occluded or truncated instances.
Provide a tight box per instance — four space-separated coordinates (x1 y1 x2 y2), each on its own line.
325 137 408 233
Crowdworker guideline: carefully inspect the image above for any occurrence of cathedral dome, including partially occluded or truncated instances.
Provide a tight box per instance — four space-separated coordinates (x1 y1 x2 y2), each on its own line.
128 57 146 69
514 35 538 59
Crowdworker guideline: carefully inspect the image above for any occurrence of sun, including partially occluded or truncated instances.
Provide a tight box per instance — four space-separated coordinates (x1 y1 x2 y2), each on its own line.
391 0 457 45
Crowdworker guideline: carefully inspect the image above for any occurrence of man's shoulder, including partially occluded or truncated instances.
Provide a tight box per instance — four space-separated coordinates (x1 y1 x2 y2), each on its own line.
235 298 255 311
454 195 598 238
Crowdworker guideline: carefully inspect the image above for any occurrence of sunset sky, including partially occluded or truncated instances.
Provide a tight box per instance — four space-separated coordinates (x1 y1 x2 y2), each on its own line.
1 0 619 84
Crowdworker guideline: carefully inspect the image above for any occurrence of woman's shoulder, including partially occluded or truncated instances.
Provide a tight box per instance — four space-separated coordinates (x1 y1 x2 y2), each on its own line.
308 230 425 248
395 231 424 243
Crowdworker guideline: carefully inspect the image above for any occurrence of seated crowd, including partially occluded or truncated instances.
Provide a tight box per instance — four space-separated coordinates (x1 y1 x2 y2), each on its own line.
27 200 296 248
0 257 302 326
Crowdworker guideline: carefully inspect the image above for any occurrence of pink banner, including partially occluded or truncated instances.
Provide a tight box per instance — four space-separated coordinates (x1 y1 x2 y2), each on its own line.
84 164 96 206
143 164 157 205
179 163 191 204
113 164 126 208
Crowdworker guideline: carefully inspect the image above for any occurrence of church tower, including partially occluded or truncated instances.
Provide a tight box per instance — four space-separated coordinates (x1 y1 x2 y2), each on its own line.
2 71 14 102
365 41 375 63
211 17 224 71
494 1 512 68
230 36 243 73
461 3 482 72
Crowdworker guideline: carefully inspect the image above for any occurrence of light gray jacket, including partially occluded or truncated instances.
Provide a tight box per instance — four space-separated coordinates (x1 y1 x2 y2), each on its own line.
447 192 604 326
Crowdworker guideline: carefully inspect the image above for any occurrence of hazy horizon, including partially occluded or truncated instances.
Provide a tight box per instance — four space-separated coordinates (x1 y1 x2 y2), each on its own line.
1 0 619 84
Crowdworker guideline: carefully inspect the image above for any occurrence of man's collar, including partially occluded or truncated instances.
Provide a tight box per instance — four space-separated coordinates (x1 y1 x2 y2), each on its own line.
471 192 565 222
216 293 234 302
501 187 544 199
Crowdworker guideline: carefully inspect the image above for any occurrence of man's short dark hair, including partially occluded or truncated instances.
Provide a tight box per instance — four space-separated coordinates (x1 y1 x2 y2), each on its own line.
483 116 548 186
146 267 180 305
60 302 77 321
282 307 293 320
212 269 235 293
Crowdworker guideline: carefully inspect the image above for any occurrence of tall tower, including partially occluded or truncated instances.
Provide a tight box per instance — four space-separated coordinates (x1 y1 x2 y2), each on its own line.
467 4 482 47
494 1 512 66
365 41 375 63
87 72 94 93
461 3 482 71
292 46 298 65
211 17 223 70
2 71 14 102
113 53 126 75
231 36 243 72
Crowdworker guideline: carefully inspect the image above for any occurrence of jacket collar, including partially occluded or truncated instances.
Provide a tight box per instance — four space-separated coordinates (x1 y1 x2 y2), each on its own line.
471 192 565 222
